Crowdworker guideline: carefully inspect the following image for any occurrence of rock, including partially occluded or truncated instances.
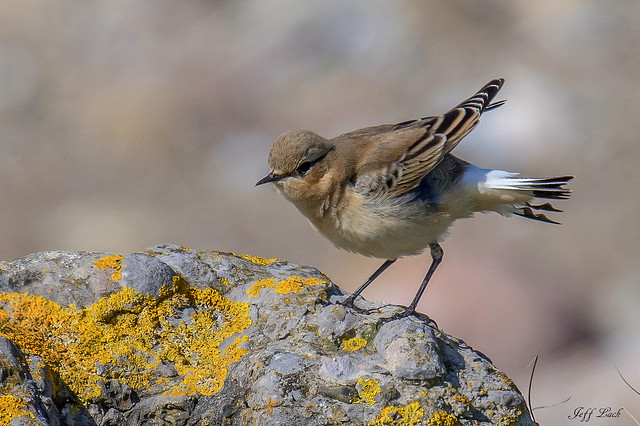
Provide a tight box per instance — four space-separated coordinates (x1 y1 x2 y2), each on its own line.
0 245 536 425
0 337 62 426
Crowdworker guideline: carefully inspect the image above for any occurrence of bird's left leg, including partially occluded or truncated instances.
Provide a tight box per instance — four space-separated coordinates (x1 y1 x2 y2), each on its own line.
340 259 396 309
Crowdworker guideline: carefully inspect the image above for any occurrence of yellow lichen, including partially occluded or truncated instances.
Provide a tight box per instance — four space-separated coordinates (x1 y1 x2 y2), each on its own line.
492 369 517 389
371 402 424 426
263 398 280 414
219 278 230 286
0 394 35 425
354 378 381 406
236 253 280 265
427 410 459 426
273 276 303 294
30 366 43 382
273 276 326 295
499 408 524 424
342 337 367 351
92 254 124 281
451 394 470 405
246 276 326 298
246 278 276 298
0 275 251 402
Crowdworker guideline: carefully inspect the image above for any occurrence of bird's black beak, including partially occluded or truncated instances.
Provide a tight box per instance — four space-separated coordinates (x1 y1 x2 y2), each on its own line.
256 172 282 186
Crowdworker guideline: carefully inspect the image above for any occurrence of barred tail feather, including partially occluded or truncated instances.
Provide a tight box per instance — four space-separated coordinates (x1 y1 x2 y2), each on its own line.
453 78 505 113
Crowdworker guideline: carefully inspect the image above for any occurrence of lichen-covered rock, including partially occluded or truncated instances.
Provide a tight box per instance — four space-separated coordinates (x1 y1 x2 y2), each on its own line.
0 245 536 425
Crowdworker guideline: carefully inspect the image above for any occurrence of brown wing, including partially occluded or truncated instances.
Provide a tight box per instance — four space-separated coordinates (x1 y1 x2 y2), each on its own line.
378 78 505 197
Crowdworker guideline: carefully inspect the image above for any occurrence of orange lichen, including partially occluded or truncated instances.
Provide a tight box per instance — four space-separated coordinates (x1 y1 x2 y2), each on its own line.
0 275 251 402
342 337 367 351
92 254 124 280
371 401 424 426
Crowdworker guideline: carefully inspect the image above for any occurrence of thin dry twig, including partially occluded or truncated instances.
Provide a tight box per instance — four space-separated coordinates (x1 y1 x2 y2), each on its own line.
526 355 538 423
525 356 572 415
617 367 640 425
533 395 572 411
623 407 640 426
617 367 640 396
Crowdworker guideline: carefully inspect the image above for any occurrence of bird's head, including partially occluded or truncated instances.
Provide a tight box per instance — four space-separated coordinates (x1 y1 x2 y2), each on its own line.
256 130 335 202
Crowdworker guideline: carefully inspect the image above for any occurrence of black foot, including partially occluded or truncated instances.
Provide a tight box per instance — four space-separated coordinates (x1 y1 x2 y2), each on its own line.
379 306 413 324
336 295 371 314
376 306 439 329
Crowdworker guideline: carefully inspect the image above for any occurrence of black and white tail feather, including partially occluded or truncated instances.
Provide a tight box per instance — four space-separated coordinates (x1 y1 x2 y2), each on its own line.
484 173 573 224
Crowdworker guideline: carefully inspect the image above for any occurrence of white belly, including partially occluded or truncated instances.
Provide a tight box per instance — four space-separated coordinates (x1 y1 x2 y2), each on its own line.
308 191 456 259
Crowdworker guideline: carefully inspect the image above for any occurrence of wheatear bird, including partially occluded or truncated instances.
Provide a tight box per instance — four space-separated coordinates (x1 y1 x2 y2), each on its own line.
257 78 572 317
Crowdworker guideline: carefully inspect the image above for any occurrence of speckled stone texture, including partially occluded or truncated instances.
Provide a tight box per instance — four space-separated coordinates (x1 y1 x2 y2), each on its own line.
0 245 536 425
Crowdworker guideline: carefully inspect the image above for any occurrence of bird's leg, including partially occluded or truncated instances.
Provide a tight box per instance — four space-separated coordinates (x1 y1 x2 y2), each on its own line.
340 259 396 309
407 242 443 314
391 242 443 320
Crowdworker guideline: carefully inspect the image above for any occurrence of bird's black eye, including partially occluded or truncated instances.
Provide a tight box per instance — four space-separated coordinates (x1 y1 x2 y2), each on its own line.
297 161 313 175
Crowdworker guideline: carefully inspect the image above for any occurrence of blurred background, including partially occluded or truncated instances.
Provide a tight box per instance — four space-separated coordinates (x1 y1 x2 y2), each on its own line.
1 1 639 423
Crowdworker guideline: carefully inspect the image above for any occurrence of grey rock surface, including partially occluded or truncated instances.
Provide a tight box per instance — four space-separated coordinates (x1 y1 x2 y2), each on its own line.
0 245 536 425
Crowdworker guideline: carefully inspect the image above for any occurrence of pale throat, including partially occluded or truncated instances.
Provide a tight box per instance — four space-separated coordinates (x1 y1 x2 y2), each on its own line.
277 171 341 222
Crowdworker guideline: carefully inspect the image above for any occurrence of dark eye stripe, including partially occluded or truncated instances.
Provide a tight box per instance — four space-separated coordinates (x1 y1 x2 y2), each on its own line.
296 151 330 176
